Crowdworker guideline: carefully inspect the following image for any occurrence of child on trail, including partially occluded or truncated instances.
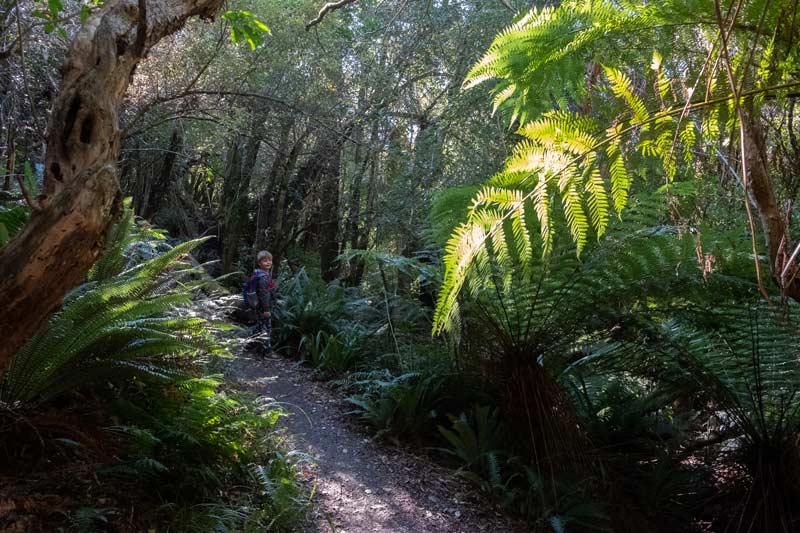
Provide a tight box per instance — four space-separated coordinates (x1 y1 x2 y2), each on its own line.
253 250 278 354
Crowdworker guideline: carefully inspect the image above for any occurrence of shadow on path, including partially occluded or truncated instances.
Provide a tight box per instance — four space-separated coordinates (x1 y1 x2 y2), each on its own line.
227 352 527 533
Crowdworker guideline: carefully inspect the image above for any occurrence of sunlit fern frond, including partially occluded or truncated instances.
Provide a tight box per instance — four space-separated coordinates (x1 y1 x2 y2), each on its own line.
1 237 223 405
465 1 667 121
88 198 137 282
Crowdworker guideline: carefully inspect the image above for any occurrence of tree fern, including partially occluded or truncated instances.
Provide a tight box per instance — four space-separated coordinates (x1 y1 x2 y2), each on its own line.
566 300 800 529
438 0 800 331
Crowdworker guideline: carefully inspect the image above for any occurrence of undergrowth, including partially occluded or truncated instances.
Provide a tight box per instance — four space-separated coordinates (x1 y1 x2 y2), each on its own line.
0 201 306 532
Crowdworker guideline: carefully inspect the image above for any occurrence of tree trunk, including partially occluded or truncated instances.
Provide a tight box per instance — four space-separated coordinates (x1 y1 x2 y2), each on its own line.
741 107 800 300
343 120 376 286
313 130 351 282
0 0 225 371
347 155 378 286
142 121 183 219
2 125 15 192
265 131 307 274
318 150 342 282
255 118 295 252
221 134 260 273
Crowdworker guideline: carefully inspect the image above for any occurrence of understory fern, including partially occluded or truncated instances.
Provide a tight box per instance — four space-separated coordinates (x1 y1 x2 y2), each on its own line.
0 207 227 405
107 376 307 530
565 300 800 529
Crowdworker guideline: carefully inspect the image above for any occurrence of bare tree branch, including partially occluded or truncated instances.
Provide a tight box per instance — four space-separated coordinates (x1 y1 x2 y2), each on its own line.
499 0 514 11
15 172 40 211
305 0 357 30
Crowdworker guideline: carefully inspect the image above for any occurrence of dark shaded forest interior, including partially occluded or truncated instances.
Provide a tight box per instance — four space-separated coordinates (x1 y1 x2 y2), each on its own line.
3 0 800 531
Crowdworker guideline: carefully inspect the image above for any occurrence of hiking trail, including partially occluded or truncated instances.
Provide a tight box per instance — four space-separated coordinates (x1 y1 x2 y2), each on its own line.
226 350 525 533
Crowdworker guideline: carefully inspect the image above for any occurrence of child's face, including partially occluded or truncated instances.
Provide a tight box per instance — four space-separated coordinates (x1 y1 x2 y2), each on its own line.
259 256 273 270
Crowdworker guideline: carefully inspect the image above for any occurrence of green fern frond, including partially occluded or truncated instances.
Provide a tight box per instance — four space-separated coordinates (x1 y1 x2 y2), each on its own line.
0 205 30 247
679 120 697 163
88 198 136 282
606 135 630 214
511 205 533 266
584 168 609 238
532 178 554 256
562 181 590 256
1 234 225 405
604 66 650 125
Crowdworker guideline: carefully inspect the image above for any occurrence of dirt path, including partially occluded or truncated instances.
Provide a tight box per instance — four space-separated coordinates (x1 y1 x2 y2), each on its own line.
227 352 525 533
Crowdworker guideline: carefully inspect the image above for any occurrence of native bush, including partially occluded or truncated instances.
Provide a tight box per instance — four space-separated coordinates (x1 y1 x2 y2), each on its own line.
0 200 305 531
106 376 307 530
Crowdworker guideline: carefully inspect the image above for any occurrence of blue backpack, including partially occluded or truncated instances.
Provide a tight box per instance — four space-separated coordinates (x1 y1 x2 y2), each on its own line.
242 270 267 309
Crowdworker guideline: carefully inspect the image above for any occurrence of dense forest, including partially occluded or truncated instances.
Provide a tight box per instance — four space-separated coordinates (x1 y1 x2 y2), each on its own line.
2 0 800 531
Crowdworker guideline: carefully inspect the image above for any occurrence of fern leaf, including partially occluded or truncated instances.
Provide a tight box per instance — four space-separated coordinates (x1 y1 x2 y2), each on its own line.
584 167 609 238
604 66 650 125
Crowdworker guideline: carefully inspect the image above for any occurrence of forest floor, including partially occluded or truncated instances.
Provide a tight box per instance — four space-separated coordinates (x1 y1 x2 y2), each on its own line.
226 351 527 533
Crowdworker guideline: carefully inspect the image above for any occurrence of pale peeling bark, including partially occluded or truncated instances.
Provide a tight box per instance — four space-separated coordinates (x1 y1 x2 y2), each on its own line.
0 0 224 370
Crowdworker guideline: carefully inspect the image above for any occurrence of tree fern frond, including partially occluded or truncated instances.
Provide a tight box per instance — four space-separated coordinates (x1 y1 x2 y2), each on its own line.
584 167 609 238
606 135 631 214
562 181 590 256
604 66 650 125
511 205 533 266
434 222 491 334
532 178 554 256
679 120 697 163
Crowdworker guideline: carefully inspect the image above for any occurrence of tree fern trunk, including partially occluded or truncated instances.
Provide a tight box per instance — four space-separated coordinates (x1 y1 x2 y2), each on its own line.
502 360 594 486
0 0 225 370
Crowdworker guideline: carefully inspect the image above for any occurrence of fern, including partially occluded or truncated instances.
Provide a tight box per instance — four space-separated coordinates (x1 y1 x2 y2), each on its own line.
0 204 29 247
567 300 800 528
439 0 800 332
87 198 137 281
0 215 224 404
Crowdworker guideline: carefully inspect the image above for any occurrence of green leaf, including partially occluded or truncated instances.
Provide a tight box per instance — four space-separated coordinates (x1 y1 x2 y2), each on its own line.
242 26 262 50
23 161 39 197
80 5 92 22
230 26 241 45
252 20 271 34
222 10 270 50
48 0 64 17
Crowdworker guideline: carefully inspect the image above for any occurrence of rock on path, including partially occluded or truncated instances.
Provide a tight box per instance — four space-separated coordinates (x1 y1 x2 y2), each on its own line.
227 352 526 533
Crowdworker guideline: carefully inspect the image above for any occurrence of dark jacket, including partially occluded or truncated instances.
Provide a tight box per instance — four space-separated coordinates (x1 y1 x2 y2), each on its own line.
255 269 277 312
